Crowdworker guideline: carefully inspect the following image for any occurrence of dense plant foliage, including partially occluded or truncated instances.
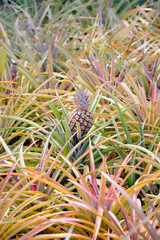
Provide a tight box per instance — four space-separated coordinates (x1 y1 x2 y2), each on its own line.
0 0 160 239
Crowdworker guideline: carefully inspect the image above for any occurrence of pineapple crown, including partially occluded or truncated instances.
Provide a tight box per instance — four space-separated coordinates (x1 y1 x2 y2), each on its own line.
75 89 90 111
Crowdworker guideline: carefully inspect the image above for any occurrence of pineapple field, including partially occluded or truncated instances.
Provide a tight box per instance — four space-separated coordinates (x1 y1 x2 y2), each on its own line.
0 0 160 239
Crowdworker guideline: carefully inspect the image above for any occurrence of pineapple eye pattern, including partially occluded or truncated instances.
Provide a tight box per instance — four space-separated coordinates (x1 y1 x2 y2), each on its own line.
79 118 83 123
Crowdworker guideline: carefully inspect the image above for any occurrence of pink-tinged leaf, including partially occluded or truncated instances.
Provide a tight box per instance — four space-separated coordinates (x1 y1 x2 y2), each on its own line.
66 195 95 212
28 233 91 239
101 172 160 240
121 155 144 187
131 193 140 240
108 211 125 235
135 198 142 227
99 155 107 205
105 150 133 210
95 61 104 80
92 206 104 240
18 217 93 240
139 86 148 108
141 188 160 225
151 81 157 102
120 82 144 121
154 98 160 122
111 45 115 87
59 154 94 205
126 76 148 117
89 139 99 196
48 38 55 88
151 55 160 79
65 225 74 240
68 180 125 235
113 151 133 183
115 190 136 240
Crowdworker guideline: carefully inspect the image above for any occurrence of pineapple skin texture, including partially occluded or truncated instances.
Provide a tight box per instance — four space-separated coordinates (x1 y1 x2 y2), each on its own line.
69 109 93 137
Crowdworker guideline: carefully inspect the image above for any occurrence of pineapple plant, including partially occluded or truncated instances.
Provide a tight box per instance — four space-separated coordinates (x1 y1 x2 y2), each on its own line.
69 89 93 141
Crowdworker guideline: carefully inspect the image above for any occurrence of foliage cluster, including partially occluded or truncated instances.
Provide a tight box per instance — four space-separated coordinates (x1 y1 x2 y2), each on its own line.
0 0 160 239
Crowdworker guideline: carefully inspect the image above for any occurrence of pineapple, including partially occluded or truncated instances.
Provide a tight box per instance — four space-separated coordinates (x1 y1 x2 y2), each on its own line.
69 89 93 140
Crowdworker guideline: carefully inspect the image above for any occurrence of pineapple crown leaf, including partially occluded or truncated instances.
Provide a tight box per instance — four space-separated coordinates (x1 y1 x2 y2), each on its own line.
75 89 90 111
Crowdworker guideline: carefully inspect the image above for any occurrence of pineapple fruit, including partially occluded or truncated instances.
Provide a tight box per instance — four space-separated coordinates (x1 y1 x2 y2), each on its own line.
69 89 93 140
